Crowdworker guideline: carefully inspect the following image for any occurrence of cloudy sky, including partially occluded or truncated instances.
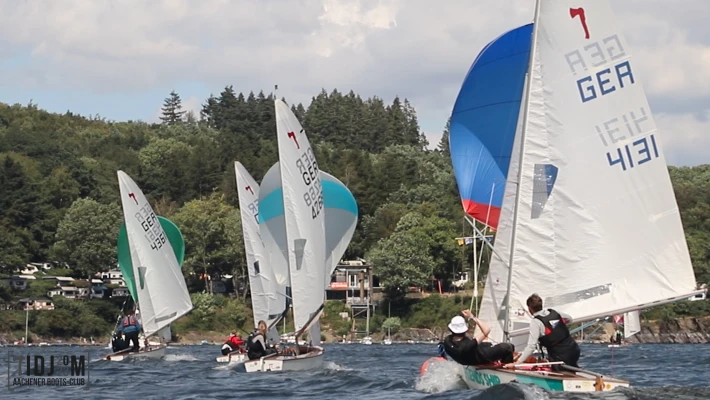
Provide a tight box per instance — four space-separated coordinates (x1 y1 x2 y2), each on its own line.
1 0 708 166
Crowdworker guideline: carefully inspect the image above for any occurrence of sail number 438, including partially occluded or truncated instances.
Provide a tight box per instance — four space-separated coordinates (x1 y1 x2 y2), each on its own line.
134 206 166 251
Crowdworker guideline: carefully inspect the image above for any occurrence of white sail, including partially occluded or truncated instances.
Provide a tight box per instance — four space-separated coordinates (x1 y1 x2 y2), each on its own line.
234 162 282 338
274 99 326 344
500 0 700 340
478 72 528 350
259 161 358 282
623 311 641 339
117 171 193 337
158 326 171 342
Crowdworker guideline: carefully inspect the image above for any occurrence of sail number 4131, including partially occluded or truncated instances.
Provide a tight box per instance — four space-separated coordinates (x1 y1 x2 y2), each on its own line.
607 134 659 171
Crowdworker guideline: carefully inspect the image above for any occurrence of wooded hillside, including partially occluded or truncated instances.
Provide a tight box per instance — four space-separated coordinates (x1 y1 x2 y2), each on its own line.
1 88 708 298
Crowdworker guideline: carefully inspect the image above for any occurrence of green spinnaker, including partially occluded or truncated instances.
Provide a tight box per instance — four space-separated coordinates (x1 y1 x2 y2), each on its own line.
117 216 185 301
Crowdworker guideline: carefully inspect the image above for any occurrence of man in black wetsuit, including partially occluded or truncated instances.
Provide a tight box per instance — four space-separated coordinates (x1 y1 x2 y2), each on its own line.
506 293 581 371
442 309 515 366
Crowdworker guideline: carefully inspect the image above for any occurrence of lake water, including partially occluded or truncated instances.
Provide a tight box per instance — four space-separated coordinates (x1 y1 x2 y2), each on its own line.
2 343 709 399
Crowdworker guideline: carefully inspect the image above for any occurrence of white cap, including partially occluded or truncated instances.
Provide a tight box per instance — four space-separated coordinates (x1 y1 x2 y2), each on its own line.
448 316 468 334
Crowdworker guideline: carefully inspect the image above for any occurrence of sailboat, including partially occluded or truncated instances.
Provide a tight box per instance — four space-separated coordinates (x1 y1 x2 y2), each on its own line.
215 163 282 364
434 0 706 392
383 303 392 345
256 158 358 349
243 99 328 373
105 171 193 361
608 311 640 347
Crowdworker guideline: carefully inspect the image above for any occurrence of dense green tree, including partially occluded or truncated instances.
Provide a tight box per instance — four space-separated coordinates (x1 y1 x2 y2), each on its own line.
170 194 245 293
51 198 122 277
438 118 450 156
0 88 708 310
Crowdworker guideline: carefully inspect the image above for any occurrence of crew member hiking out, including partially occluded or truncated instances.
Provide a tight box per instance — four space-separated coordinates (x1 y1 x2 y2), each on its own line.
506 293 581 370
222 330 245 355
246 320 278 360
118 309 142 352
443 309 515 366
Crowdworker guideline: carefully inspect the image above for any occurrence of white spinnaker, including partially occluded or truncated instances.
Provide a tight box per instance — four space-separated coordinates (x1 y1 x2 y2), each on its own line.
235 162 282 339
259 161 358 281
275 99 326 345
117 170 193 338
503 0 699 338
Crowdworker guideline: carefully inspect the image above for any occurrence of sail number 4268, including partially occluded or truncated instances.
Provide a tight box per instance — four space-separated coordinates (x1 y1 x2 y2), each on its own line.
304 180 324 219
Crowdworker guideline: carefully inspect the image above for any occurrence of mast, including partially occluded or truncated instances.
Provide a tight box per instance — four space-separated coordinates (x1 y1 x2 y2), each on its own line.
502 0 542 342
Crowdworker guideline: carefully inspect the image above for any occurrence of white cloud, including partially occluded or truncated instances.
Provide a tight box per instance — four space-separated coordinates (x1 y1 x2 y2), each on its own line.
656 110 710 167
0 0 708 164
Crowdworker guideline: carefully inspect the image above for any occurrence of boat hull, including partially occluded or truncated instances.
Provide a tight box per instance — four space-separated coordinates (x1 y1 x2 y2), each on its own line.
243 346 324 373
104 344 167 361
216 351 248 364
461 364 630 392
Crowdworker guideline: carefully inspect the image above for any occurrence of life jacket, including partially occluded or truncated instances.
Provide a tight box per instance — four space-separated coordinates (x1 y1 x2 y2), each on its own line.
535 309 578 361
226 336 244 349
442 335 484 366
246 331 258 350
246 331 267 360
122 316 137 328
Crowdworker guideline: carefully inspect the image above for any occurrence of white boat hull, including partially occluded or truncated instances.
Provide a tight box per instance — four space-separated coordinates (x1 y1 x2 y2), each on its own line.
216 352 249 364
104 344 167 362
460 364 630 392
243 346 324 373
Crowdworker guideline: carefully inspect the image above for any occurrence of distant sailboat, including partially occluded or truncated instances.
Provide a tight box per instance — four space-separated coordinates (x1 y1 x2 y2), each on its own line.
608 311 640 347
106 171 193 361
383 303 392 345
244 99 328 373
430 0 705 392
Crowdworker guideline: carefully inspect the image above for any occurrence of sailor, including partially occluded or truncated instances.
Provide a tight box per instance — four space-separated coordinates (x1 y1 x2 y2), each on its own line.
246 320 278 360
613 328 623 344
442 309 515 366
505 293 580 370
111 332 129 352
221 330 245 355
117 309 141 352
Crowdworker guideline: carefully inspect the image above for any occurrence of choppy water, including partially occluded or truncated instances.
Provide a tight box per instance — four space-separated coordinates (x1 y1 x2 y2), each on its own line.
2 343 709 399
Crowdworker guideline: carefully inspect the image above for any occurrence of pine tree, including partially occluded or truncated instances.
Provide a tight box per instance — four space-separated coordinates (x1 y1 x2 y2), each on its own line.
160 91 186 125
437 118 451 156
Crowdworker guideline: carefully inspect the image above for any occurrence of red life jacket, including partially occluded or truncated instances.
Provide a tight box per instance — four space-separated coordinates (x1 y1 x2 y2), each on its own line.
122 316 137 327
226 336 244 348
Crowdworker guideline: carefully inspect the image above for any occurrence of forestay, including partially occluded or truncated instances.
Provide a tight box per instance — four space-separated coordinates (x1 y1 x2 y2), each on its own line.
274 99 327 344
488 0 701 342
234 162 282 341
117 171 193 337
